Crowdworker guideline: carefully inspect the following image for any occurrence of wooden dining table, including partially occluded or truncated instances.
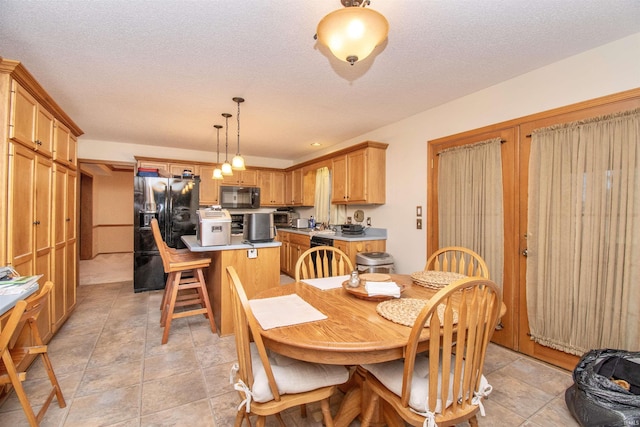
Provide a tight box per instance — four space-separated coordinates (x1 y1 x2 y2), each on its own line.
252 274 507 427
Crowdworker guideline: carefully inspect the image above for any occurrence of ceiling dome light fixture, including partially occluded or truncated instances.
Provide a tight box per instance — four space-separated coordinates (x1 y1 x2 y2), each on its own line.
212 124 223 180
315 0 389 66
221 113 233 176
231 97 246 170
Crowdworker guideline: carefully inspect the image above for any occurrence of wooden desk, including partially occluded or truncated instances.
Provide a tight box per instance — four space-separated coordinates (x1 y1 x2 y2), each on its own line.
253 274 506 426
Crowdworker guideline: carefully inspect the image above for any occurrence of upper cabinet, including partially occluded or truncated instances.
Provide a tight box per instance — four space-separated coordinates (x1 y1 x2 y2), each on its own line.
197 165 221 206
222 169 258 186
259 170 286 206
54 121 77 168
331 143 386 204
9 81 54 157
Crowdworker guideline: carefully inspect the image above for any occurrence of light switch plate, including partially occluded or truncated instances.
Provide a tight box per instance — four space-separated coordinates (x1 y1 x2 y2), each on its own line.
247 249 258 259
416 218 422 229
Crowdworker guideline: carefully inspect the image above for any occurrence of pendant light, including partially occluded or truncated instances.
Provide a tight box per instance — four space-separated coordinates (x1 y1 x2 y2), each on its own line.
315 0 389 66
231 97 246 170
212 124 223 180
221 113 233 176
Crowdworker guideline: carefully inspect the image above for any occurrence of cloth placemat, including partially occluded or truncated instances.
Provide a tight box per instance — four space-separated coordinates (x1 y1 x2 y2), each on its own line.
249 294 327 330
301 275 350 290
376 298 458 327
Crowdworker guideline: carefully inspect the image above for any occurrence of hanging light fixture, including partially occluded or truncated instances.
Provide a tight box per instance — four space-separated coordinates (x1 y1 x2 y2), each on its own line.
315 0 389 66
231 97 246 170
212 124 223 180
221 113 233 176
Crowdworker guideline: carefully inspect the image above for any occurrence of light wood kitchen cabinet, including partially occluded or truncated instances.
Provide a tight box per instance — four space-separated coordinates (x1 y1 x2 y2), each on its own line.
197 165 222 205
331 145 386 204
6 143 53 341
287 232 310 275
1 58 82 344
137 160 169 174
334 239 386 268
258 170 286 206
275 230 290 274
52 164 77 330
53 121 77 168
169 163 196 177
285 169 302 205
222 169 258 186
9 80 54 157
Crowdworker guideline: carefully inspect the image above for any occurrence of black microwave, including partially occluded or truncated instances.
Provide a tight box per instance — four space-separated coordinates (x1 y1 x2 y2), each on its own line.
219 186 260 209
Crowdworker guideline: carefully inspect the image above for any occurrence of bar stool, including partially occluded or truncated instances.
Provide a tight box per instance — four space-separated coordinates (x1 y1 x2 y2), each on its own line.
150 219 217 344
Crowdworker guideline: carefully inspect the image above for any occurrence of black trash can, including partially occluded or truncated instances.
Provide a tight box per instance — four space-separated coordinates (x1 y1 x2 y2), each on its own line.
565 348 640 427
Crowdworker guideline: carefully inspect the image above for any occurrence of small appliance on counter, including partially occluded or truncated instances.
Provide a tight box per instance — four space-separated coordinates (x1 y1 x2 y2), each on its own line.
292 218 310 229
196 206 231 246
273 208 299 228
341 224 365 235
243 212 276 243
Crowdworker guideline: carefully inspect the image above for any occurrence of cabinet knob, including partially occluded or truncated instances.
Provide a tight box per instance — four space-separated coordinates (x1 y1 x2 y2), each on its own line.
33 220 40 225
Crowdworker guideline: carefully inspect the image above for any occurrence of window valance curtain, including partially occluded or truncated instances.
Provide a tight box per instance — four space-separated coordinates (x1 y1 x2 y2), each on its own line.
527 108 640 355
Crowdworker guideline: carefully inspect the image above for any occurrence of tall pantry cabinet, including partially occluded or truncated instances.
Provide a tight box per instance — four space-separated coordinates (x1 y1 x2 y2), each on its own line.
0 58 83 341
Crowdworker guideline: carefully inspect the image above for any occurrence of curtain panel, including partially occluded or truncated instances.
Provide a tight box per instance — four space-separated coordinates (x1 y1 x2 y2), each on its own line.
437 137 505 289
527 108 640 355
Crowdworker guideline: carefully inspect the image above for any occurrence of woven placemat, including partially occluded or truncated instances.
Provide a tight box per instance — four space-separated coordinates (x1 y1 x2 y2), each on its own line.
376 298 458 327
410 271 467 289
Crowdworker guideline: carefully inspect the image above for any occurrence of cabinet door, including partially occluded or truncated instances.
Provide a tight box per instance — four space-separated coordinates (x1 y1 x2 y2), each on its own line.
52 165 67 329
287 169 303 205
302 169 315 206
138 160 169 174
258 171 274 205
36 107 54 157
169 163 196 177
331 155 348 203
65 169 77 312
54 121 70 166
35 154 53 279
7 143 36 274
272 171 286 206
68 134 77 167
346 150 367 203
198 166 221 205
9 81 37 149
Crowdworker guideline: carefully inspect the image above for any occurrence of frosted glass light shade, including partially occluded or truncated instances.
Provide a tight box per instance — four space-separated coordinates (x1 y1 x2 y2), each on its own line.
232 154 246 170
221 161 233 176
212 167 223 179
316 6 388 65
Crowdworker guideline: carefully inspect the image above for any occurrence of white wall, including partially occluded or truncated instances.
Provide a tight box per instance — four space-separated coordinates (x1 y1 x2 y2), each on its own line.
79 32 640 273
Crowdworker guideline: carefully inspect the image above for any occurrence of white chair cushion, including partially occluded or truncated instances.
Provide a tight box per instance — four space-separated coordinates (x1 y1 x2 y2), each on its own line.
249 343 350 403
362 354 489 414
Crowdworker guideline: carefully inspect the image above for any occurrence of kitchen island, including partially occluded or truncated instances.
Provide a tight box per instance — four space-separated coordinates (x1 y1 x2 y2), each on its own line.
181 235 281 336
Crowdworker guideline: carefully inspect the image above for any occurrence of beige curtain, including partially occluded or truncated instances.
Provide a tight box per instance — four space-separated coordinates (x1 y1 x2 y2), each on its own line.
527 108 640 355
314 167 346 225
437 138 504 289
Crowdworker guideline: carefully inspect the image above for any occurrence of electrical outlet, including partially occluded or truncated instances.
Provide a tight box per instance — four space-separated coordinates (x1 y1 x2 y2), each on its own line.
247 249 258 259
366 217 371 226
416 218 422 229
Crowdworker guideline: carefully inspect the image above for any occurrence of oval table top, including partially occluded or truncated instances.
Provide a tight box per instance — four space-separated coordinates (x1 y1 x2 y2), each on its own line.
253 274 505 365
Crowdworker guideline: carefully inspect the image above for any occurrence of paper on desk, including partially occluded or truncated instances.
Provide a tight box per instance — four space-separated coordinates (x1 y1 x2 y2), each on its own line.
301 275 350 290
365 281 401 298
0 275 42 295
249 294 327 330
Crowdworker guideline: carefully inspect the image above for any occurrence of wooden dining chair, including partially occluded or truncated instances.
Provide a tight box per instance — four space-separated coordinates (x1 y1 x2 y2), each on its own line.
360 277 501 427
294 246 354 282
425 246 490 279
150 218 216 344
0 282 66 426
226 266 350 427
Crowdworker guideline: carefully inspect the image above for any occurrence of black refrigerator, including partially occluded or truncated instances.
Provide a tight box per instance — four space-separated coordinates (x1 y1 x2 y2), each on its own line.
133 176 200 292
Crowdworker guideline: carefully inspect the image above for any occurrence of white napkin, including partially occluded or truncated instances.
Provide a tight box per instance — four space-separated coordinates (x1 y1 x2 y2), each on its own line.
301 274 350 290
249 294 327 330
365 281 401 298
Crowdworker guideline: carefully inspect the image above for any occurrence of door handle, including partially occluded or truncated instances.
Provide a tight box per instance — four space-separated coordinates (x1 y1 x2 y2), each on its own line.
522 249 528 257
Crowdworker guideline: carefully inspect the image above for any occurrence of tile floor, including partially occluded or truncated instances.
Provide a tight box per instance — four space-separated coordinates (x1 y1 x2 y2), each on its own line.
0 254 580 426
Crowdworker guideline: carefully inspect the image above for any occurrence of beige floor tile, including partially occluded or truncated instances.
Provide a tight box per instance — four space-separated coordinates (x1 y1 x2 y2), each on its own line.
201 361 237 398
485 368 556 419
143 347 199 382
141 370 207 415
63 384 141 427
76 359 144 397
140 399 215 426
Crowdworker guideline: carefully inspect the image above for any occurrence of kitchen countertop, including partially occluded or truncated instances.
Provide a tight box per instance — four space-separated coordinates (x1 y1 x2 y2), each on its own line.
277 227 387 242
182 235 282 252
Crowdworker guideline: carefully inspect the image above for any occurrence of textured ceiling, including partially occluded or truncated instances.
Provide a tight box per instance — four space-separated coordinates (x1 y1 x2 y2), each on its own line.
1 0 639 162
